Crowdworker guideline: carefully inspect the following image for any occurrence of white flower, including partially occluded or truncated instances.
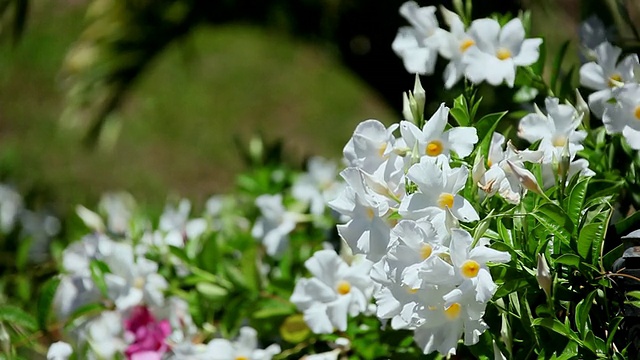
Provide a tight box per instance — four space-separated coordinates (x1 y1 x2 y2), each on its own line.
86 311 126 359
435 6 474 88
399 155 479 222
205 327 281 360
400 103 478 159
292 157 343 216
99 192 136 234
518 97 587 152
251 194 300 258
343 119 398 173
0 184 23 234
602 84 640 149
329 168 393 261
579 41 639 118
290 250 374 334
463 18 542 87
477 133 543 204
579 16 609 60
392 1 441 75
47 341 73 360
448 230 511 304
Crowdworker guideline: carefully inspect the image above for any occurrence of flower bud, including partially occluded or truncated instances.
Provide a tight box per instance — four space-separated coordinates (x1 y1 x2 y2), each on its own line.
506 161 543 195
574 89 590 129
536 253 552 297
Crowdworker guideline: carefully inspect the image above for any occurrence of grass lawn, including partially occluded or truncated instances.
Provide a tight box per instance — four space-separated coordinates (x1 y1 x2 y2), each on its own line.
0 0 395 214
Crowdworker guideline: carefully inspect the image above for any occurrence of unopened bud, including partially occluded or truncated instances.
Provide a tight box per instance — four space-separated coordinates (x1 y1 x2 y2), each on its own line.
536 253 552 297
413 74 426 118
574 89 590 129
557 141 571 183
506 161 543 195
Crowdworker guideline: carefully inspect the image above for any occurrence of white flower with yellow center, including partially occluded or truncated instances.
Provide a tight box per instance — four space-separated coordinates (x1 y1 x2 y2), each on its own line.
579 41 639 118
385 219 447 290
462 17 542 87
204 327 281 360
603 84 640 149
343 119 398 173
290 250 374 334
435 6 476 88
399 155 479 222
392 1 441 75
449 229 510 303
400 103 478 159
518 97 587 153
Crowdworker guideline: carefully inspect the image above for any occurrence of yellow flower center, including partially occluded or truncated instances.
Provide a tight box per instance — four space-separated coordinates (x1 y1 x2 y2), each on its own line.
461 260 481 278
552 136 567 147
608 73 623 87
378 143 387 157
420 244 433 260
496 48 512 60
366 207 375 219
336 280 351 295
635 105 640 120
437 193 455 209
425 140 443 156
459 38 475 53
235 357 250 360
487 158 493 168
405 286 418 294
444 303 462 320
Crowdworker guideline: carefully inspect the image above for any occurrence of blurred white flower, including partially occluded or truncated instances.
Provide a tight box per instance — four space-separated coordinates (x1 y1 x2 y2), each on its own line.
579 42 639 118
205 327 281 360
252 194 300 258
602 84 640 149
290 250 374 334
0 184 23 233
47 341 73 360
392 1 441 75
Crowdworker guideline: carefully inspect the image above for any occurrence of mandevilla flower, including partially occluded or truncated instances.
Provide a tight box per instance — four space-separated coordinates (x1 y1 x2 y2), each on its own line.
399 103 478 159
602 84 640 149
579 41 639 118
290 250 374 334
463 17 542 87
392 1 441 75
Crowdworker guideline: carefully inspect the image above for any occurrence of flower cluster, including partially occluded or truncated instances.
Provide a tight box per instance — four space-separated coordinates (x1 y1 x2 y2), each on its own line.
393 1 542 88
579 40 640 149
301 97 513 355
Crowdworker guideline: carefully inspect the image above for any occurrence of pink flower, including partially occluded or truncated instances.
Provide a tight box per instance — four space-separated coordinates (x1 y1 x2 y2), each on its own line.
124 306 172 360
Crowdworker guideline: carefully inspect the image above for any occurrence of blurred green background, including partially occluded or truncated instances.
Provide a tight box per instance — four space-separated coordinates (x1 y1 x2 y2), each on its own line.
0 0 396 211
1 0 638 214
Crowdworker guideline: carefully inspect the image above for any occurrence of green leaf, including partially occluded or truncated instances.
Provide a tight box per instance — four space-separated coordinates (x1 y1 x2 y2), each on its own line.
606 316 623 352
532 203 572 247
533 318 581 343
37 277 60 330
451 95 469 126
575 290 596 338
565 176 589 227
0 305 38 331
614 210 640 235
253 304 295 319
89 260 111 297
64 303 107 331
196 282 228 301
